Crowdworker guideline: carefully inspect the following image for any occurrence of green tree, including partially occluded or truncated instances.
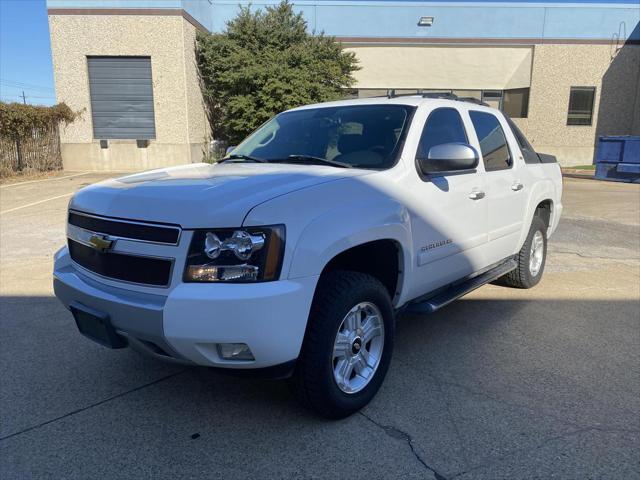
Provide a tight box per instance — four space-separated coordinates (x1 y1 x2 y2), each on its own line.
196 1 359 144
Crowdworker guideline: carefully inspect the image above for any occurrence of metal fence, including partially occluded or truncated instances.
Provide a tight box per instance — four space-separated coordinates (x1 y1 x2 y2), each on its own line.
0 123 63 178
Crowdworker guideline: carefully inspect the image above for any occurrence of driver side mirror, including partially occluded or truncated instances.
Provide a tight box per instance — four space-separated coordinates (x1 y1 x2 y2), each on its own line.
418 143 479 175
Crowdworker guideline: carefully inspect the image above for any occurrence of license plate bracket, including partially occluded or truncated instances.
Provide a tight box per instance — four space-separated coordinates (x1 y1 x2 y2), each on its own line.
70 302 127 349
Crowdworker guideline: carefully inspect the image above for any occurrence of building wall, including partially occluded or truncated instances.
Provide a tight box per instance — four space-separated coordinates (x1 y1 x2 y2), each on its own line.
345 41 639 165
47 0 213 31
513 43 640 165
48 13 209 171
47 1 639 169
182 15 211 160
345 45 532 90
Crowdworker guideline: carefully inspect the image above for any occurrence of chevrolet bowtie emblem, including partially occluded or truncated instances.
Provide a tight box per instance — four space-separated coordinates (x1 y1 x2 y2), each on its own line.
88 234 114 252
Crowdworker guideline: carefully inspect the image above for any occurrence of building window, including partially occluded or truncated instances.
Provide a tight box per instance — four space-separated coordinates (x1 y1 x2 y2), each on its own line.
481 91 503 110
567 87 596 126
469 111 512 171
87 56 156 140
503 88 529 118
356 89 389 98
351 88 529 118
452 90 482 101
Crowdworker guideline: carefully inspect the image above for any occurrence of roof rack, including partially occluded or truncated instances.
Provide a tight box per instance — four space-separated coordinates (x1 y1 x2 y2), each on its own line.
456 96 490 107
384 89 490 107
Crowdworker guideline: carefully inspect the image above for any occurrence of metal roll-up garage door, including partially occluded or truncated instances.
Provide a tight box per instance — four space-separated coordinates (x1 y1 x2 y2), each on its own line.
87 56 156 140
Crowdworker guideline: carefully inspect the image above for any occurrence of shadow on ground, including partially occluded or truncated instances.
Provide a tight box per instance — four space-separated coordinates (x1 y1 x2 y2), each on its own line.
1 294 638 479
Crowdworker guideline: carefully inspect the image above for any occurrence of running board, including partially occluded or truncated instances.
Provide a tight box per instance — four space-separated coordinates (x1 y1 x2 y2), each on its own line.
405 259 517 314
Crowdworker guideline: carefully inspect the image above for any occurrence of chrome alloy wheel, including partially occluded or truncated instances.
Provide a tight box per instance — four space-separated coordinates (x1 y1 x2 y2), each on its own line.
332 302 385 394
529 230 544 277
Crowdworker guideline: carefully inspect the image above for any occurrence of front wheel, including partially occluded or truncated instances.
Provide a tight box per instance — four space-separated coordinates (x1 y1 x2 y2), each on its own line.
291 271 395 419
501 216 548 288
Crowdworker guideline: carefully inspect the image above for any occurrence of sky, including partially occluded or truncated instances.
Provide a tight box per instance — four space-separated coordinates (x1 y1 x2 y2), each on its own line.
1 0 55 105
0 0 638 106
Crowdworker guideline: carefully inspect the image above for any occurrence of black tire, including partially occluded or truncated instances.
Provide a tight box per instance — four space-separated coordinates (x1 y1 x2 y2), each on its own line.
501 216 548 288
291 270 395 419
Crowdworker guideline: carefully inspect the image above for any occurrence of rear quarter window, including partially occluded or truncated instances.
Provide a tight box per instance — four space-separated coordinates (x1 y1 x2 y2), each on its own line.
505 116 540 164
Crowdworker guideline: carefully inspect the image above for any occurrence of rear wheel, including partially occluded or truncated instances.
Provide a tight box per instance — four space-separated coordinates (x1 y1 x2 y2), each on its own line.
291 270 394 419
501 216 548 288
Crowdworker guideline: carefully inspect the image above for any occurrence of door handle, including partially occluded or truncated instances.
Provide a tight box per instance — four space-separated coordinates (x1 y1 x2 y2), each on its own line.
468 190 485 200
511 182 524 191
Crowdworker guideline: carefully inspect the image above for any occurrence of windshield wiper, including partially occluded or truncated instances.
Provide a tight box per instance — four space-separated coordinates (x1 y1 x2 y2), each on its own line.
220 154 267 163
276 155 353 169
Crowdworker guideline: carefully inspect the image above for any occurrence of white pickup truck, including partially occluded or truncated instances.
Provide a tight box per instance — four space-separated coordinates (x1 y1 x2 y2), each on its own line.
54 95 562 418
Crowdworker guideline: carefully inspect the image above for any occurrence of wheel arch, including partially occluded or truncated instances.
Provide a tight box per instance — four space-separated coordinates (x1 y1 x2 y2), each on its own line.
517 177 558 249
319 239 406 304
535 199 554 230
286 201 413 307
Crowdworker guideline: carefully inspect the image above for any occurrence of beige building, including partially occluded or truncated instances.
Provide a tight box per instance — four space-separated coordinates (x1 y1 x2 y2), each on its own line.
47 1 640 169
48 10 209 171
345 42 640 165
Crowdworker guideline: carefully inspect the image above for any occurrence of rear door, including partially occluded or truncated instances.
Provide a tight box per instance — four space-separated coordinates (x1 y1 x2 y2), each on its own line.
467 110 526 262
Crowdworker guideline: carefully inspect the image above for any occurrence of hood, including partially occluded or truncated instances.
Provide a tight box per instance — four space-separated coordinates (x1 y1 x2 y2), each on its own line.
70 162 371 228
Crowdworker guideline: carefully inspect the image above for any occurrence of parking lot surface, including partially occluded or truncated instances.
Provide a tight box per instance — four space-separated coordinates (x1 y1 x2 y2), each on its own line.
1 173 639 479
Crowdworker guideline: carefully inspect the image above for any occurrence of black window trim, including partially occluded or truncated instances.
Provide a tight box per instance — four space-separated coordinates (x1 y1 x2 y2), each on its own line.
468 109 513 172
504 116 541 164
566 86 597 127
414 107 473 180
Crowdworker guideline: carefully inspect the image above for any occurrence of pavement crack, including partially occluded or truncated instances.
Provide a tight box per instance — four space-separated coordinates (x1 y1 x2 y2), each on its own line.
405 370 638 435
0 369 187 442
359 411 447 480
421 361 470 467
549 249 635 262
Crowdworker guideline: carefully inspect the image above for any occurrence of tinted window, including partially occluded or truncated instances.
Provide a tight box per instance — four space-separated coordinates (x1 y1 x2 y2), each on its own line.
417 108 467 158
506 117 540 164
505 117 533 151
567 87 596 126
231 105 413 169
469 111 511 171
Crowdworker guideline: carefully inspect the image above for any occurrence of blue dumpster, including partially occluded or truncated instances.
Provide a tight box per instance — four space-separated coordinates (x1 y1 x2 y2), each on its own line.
595 136 640 183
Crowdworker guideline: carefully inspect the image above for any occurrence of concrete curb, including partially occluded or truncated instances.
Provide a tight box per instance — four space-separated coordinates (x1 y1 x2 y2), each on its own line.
562 169 595 180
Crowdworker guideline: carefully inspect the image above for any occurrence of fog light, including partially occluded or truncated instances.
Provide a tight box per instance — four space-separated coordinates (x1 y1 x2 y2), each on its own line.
217 343 254 361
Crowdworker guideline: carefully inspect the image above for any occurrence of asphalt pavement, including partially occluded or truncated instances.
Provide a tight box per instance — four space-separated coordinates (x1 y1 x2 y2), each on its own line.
1 173 638 479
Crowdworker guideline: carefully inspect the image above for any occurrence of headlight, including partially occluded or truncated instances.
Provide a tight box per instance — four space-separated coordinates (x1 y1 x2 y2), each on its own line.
184 225 285 282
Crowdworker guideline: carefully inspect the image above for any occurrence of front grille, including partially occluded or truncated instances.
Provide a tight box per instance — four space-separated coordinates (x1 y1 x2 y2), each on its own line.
68 239 173 287
68 211 180 244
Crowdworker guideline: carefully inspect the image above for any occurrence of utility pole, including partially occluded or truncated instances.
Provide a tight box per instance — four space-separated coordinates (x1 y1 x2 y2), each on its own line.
21 91 26 104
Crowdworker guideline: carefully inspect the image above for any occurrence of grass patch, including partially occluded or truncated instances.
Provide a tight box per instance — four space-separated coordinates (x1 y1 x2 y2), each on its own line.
568 164 596 170
0 169 64 185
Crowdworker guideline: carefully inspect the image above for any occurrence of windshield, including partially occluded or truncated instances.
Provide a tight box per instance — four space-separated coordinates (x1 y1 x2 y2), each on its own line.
229 104 414 169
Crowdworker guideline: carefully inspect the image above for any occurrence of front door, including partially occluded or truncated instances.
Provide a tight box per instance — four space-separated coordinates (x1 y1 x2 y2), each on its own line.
405 107 489 300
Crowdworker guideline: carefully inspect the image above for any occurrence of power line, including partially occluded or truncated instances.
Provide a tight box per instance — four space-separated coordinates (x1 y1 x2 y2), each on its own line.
0 78 55 90
0 93 56 105
0 78 55 92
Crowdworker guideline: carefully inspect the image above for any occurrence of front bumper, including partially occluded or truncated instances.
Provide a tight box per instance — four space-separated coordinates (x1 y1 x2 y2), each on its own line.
53 248 319 369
